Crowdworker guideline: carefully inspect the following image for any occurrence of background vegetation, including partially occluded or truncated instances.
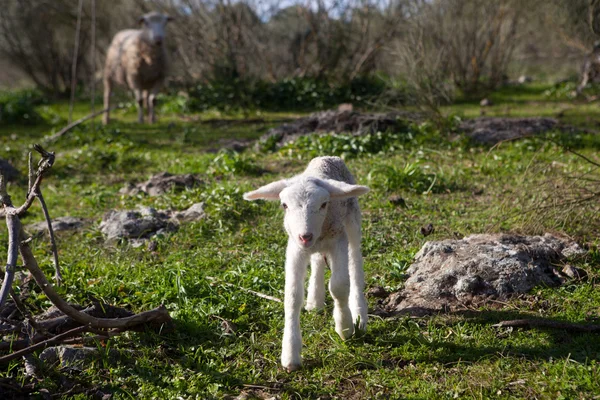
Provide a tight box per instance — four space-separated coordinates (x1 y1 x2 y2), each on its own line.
1 0 600 398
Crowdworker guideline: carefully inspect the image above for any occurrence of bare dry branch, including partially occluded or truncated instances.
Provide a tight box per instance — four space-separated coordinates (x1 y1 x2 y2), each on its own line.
493 319 600 333
206 276 282 303
0 326 88 364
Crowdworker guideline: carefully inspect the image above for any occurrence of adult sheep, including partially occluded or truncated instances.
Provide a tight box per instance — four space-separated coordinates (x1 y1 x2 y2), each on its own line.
244 156 370 372
103 12 172 125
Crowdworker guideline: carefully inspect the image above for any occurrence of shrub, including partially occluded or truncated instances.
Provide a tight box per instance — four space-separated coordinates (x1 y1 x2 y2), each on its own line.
163 76 398 114
0 89 45 124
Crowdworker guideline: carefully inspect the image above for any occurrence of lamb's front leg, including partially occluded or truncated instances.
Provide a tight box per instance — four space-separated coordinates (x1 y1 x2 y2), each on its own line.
328 235 354 340
282 240 308 372
306 253 326 311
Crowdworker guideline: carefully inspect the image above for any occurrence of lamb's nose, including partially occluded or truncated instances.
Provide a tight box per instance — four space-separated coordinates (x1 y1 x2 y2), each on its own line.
299 233 313 243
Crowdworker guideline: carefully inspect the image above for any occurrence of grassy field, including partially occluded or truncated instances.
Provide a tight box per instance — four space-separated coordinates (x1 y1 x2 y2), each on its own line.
1 84 600 399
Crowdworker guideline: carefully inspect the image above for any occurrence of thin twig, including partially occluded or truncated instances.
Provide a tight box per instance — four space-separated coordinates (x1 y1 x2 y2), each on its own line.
493 319 600 333
205 276 282 303
27 152 34 195
90 0 96 133
0 326 88 364
45 104 127 143
68 0 84 125
36 191 62 286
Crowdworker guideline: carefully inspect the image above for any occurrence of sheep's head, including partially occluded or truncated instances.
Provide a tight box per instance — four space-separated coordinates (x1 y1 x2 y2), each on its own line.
244 177 369 249
138 12 173 46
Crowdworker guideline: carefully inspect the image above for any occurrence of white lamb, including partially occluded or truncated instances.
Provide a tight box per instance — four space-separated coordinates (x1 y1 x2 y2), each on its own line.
243 156 369 371
103 12 172 125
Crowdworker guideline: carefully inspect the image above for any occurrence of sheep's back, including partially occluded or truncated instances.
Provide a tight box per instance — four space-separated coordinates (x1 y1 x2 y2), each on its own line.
303 156 356 184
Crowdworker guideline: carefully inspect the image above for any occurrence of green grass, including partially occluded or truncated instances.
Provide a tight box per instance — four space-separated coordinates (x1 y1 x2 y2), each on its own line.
0 86 600 398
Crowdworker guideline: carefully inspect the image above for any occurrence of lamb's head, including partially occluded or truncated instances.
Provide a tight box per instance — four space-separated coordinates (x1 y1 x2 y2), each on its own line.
244 177 369 249
138 12 173 46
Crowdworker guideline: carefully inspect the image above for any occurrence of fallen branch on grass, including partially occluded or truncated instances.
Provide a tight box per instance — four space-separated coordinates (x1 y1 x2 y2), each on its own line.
44 104 128 143
0 144 173 369
493 319 600 333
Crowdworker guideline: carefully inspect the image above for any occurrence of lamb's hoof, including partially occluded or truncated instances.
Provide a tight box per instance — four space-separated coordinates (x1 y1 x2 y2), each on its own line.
284 363 301 372
305 302 324 312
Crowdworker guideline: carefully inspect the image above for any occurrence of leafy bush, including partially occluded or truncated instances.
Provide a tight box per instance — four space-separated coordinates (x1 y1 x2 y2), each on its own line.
0 89 46 124
368 163 446 194
162 76 399 114
279 129 413 160
543 81 579 100
208 150 262 176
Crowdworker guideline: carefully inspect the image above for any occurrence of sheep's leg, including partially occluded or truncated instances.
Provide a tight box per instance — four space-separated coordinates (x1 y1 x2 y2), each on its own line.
148 86 160 124
134 89 144 123
346 216 368 332
328 235 354 340
281 240 308 371
306 253 326 311
578 71 589 94
102 79 111 125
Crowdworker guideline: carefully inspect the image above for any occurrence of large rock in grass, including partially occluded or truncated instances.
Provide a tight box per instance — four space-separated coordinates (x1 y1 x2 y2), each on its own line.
99 204 205 243
459 117 573 144
0 159 20 181
380 234 586 315
120 172 202 196
261 110 422 148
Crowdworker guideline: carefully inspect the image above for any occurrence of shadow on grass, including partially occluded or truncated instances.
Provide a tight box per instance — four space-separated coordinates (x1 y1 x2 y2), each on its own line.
366 308 600 366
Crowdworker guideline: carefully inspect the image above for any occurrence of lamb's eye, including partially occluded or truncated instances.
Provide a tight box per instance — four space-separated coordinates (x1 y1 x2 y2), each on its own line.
282 203 288 210
320 202 328 209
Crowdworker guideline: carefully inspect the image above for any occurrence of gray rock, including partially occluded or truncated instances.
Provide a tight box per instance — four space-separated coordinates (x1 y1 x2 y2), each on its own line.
99 207 176 241
479 98 493 107
381 233 586 314
100 203 206 242
172 202 205 222
25 216 88 236
120 172 201 196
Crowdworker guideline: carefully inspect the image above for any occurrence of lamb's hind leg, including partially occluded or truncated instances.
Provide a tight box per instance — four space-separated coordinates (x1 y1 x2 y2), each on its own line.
328 235 354 340
346 213 368 332
306 253 326 311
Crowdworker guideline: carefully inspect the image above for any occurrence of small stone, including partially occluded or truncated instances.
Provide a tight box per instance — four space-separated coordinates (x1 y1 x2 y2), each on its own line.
561 264 587 280
388 195 407 208
420 223 434 237
517 75 532 84
367 286 389 298
480 98 493 107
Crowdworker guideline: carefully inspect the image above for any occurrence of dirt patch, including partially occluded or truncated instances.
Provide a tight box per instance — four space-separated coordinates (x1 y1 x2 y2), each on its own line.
261 110 422 147
378 233 586 316
459 117 574 144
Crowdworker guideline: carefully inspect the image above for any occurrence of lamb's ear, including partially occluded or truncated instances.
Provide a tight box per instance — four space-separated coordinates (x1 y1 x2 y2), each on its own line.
317 179 369 199
243 180 289 201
